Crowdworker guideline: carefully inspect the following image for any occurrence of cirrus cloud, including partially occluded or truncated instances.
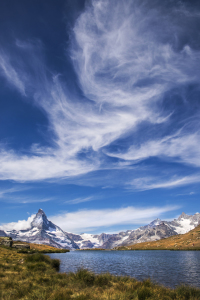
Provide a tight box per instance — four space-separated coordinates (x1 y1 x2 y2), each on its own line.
0 0 199 191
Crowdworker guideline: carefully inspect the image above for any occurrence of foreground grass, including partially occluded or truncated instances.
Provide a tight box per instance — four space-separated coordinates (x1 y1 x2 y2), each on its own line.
0 247 200 300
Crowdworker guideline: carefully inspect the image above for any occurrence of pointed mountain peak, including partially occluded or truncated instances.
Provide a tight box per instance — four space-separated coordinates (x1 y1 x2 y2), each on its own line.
148 218 162 228
178 212 190 220
37 208 46 215
31 209 52 230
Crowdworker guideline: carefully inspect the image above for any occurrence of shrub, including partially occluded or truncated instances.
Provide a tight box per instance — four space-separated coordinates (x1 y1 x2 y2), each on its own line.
94 273 110 287
137 287 152 300
25 253 60 270
27 262 48 272
73 294 91 300
25 253 51 263
50 288 73 300
74 269 95 286
51 259 60 271
176 285 200 300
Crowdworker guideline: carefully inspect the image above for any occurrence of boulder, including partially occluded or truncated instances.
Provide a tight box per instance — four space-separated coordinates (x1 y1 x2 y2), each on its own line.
0 236 12 240
0 240 13 247
12 244 30 249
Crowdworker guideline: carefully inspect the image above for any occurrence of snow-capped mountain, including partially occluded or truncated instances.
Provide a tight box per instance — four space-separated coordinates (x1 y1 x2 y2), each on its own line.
4 209 79 250
1 210 200 250
67 212 200 249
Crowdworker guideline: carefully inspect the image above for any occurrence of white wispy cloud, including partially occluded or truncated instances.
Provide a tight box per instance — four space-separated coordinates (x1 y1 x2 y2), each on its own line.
0 186 53 203
0 214 35 231
49 205 180 233
0 186 29 198
129 175 200 191
106 131 200 167
0 0 199 190
64 196 96 204
0 52 26 96
0 205 179 233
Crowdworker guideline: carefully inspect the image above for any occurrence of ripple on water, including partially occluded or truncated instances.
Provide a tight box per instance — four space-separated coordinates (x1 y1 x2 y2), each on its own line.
49 250 200 289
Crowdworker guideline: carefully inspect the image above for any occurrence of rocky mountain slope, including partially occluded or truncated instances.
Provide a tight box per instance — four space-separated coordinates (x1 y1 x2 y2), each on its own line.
0 209 200 250
119 223 200 250
67 212 200 249
1 209 79 250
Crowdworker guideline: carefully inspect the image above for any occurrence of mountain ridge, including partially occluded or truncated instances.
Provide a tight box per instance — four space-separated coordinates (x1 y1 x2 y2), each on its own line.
0 209 200 250
117 223 200 250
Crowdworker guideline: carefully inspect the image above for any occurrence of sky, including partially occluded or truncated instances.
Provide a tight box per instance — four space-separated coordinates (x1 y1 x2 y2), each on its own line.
0 0 200 234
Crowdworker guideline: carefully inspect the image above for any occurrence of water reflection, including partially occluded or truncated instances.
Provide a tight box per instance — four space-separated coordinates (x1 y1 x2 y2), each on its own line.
49 250 200 288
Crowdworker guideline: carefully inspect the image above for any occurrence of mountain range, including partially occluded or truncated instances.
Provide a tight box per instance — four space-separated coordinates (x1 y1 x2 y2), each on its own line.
1 209 200 250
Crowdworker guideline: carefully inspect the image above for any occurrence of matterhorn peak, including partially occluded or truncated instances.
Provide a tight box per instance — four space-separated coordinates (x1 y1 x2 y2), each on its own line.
37 208 46 216
31 208 51 230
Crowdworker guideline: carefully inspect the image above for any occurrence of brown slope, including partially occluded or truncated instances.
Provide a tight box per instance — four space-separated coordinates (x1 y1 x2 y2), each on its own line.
115 224 200 250
0 237 68 252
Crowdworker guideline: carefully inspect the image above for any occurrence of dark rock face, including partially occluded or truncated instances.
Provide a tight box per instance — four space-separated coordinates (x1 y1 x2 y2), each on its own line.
101 236 122 249
80 240 95 249
98 233 112 244
67 233 83 242
0 230 7 237
178 212 190 221
31 209 57 231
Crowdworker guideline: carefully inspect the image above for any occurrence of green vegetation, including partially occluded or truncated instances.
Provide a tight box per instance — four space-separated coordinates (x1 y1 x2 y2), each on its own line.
0 246 200 299
17 248 68 254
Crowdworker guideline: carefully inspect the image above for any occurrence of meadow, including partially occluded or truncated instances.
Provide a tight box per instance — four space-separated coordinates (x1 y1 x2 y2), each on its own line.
0 245 200 300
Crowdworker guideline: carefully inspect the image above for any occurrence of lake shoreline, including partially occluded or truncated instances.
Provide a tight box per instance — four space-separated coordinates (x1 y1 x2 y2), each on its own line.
1 246 200 299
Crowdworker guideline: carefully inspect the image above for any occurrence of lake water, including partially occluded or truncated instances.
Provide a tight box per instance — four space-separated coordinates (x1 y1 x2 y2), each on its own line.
49 250 200 289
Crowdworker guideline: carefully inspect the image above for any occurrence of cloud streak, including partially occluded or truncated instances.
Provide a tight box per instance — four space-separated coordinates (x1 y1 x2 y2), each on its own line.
49 205 180 233
0 51 26 96
129 175 200 191
0 0 199 191
0 215 35 231
0 205 180 233
64 196 96 205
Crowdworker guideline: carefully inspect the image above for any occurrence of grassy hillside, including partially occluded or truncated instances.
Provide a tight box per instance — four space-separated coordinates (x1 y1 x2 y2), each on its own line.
116 224 200 250
0 238 69 253
0 246 200 299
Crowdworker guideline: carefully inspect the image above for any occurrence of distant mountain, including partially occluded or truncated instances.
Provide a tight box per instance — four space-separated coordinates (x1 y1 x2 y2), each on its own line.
67 212 200 249
120 223 200 250
4 209 79 250
2 209 200 250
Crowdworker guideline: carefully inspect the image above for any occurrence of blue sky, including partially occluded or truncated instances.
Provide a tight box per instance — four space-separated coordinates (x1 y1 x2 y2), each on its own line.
0 0 200 234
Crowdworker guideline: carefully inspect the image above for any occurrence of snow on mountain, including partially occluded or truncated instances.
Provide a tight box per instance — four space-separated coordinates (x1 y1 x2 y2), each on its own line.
67 212 200 249
166 212 200 234
2 209 200 250
148 218 162 228
4 209 79 250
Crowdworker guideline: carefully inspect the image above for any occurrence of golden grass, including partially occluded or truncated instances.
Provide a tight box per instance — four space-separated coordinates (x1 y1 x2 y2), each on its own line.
117 224 200 251
0 245 200 299
0 239 69 253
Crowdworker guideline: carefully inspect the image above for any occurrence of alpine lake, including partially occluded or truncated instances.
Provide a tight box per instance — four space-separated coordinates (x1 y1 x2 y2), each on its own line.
49 250 200 289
